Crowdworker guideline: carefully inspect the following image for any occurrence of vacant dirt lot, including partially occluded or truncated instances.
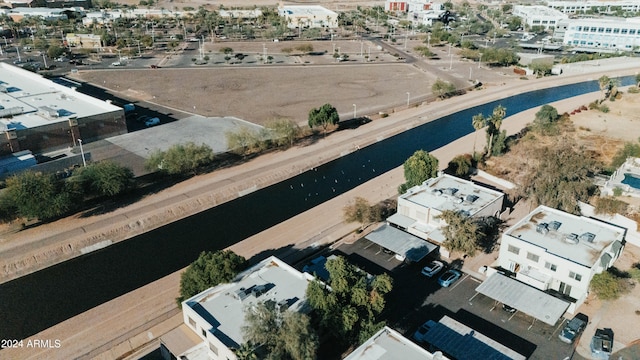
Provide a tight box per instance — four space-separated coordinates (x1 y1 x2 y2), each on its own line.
75 64 435 125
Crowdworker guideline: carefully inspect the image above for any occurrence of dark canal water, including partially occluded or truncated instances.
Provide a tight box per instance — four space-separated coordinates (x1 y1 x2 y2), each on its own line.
0 76 634 341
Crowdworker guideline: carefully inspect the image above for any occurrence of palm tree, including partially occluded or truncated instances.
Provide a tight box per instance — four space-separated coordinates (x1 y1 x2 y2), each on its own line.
486 105 506 156
471 113 486 155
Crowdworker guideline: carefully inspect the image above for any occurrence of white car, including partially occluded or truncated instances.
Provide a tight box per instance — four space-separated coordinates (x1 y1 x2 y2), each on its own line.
421 261 444 277
111 61 122 66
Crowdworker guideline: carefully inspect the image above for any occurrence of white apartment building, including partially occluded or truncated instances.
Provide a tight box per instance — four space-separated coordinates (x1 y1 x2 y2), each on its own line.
548 1 640 15
345 326 446 360
513 5 568 30
387 174 504 256
562 17 640 51
278 5 338 29
175 256 314 360
497 205 625 313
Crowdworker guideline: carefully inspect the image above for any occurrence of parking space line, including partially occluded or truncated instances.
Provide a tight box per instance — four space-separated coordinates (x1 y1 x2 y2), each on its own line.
449 273 469 291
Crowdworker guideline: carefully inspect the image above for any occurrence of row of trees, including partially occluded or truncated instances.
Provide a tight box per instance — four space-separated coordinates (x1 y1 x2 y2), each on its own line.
0 161 134 221
225 119 304 156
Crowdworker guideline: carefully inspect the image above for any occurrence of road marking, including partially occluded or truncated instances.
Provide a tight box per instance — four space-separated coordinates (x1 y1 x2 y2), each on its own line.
449 273 469 291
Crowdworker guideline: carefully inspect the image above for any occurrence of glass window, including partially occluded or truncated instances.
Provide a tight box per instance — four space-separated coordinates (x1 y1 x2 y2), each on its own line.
630 29 636 35
598 27 604 33
526 252 540 263
508 245 520 255
621 29 628 34
545 262 557 271
590 27 597 32
605 28 612 33
569 271 582 281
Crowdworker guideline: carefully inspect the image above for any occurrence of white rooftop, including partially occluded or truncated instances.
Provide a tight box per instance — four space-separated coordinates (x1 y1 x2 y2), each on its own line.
0 63 121 131
400 174 503 217
279 5 337 16
344 326 444 360
514 5 568 18
505 205 625 267
184 256 314 349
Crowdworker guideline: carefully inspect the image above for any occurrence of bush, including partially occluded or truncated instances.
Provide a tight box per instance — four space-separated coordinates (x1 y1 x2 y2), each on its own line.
612 187 623 197
594 196 628 215
146 142 215 175
590 270 631 300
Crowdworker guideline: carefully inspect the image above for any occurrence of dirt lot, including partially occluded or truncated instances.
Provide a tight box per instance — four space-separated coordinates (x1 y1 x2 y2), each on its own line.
74 63 434 125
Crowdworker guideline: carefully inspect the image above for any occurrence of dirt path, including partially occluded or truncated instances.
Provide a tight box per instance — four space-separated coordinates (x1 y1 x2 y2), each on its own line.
2 59 640 360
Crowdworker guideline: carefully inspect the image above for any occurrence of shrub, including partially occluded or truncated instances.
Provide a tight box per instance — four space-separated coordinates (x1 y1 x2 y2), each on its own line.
590 270 631 300
594 196 628 215
612 187 623 197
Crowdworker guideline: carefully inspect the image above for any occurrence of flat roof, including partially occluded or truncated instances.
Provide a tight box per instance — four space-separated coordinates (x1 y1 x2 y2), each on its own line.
475 273 570 326
0 63 121 130
514 5 567 17
184 256 313 349
279 5 337 16
424 316 526 360
365 224 438 262
504 205 625 268
401 174 503 217
344 326 443 360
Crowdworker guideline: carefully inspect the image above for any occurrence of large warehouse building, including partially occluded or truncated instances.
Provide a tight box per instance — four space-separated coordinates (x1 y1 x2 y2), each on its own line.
0 63 126 156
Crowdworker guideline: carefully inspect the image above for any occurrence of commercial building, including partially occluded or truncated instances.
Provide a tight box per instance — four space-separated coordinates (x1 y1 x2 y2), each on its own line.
561 17 640 51
497 205 626 313
4 7 70 21
547 1 640 15
513 5 568 30
344 326 446 360
387 173 504 257
0 63 125 156
278 5 338 29
174 256 314 360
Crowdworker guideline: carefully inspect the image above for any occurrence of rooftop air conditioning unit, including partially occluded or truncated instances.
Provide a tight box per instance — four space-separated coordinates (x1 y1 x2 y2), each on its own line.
536 223 549 234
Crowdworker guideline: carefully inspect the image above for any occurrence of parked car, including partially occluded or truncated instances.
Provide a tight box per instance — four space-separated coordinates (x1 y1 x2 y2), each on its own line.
502 304 517 314
412 320 437 343
590 328 614 359
438 269 461 287
111 61 122 66
144 117 160 127
421 261 444 277
559 313 588 344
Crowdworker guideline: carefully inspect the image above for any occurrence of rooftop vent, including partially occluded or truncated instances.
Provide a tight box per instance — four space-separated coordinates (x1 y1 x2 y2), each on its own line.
454 197 463 204
465 194 479 203
234 287 250 301
432 189 443 196
565 233 579 244
579 232 596 243
549 221 562 231
536 223 549 235
444 187 458 196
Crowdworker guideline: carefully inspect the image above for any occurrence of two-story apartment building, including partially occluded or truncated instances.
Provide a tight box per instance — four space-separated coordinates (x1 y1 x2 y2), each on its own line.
173 256 314 360
497 205 626 313
387 173 504 257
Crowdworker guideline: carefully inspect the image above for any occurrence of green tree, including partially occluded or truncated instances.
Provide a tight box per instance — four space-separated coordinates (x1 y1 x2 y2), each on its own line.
145 142 215 175
532 104 560 135
266 119 301 148
308 103 339 133
4 171 76 220
47 44 65 59
530 62 552 77
446 154 473 177
471 113 485 154
432 78 456 99
590 270 631 300
294 43 313 54
306 256 392 346
594 197 628 215
177 250 248 305
74 161 134 197
610 140 640 168
439 210 483 256
399 150 439 193
243 302 318 360
598 75 612 99
473 105 506 157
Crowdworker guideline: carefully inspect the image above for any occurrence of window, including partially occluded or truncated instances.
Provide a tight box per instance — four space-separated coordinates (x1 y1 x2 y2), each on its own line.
507 245 520 255
202 328 207 337
545 262 557 271
188 317 196 328
526 252 540 263
569 271 582 281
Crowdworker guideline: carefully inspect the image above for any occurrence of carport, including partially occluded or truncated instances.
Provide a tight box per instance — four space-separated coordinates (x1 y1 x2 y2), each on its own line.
470 273 570 328
364 224 437 263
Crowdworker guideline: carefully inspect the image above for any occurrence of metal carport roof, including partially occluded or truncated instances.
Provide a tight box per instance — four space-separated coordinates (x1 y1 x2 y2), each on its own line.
365 224 437 263
475 273 570 326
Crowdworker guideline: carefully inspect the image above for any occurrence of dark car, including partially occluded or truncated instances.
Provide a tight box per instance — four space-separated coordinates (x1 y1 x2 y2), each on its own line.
502 304 517 314
590 328 614 359
559 313 588 344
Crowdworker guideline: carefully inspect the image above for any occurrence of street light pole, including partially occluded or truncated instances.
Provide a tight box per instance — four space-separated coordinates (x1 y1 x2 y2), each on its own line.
406 92 410 106
449 54 453 70
353 104 357 119
15 47 20 62
78 139 86 167
478 53 482 68
469 67 472 80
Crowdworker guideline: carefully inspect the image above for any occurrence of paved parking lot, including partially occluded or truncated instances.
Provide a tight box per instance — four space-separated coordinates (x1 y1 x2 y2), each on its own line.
334 238 580 360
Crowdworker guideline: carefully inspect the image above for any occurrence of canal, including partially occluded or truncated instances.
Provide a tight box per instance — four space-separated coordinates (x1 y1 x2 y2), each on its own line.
0 76 634 341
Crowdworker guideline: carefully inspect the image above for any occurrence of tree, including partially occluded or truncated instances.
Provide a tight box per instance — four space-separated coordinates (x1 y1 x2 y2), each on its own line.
446 154 473 178
486 105 506 157
610 140 640 168
590 270 631 300
177 250 248 304
530 62 552 77
471 113 485 154
242 302 318 360
47 44 65 59
308 103 339 133
4 171 76 220
266 119 301 148
594 197 628 215
439 210 483 256
74 161 135 197
145 142 215 175
432 78 456 99
306 256 392 346
598 75 612 99
399 150 439 193
294 43 313 54
532 104 559 135
343 197 377 230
